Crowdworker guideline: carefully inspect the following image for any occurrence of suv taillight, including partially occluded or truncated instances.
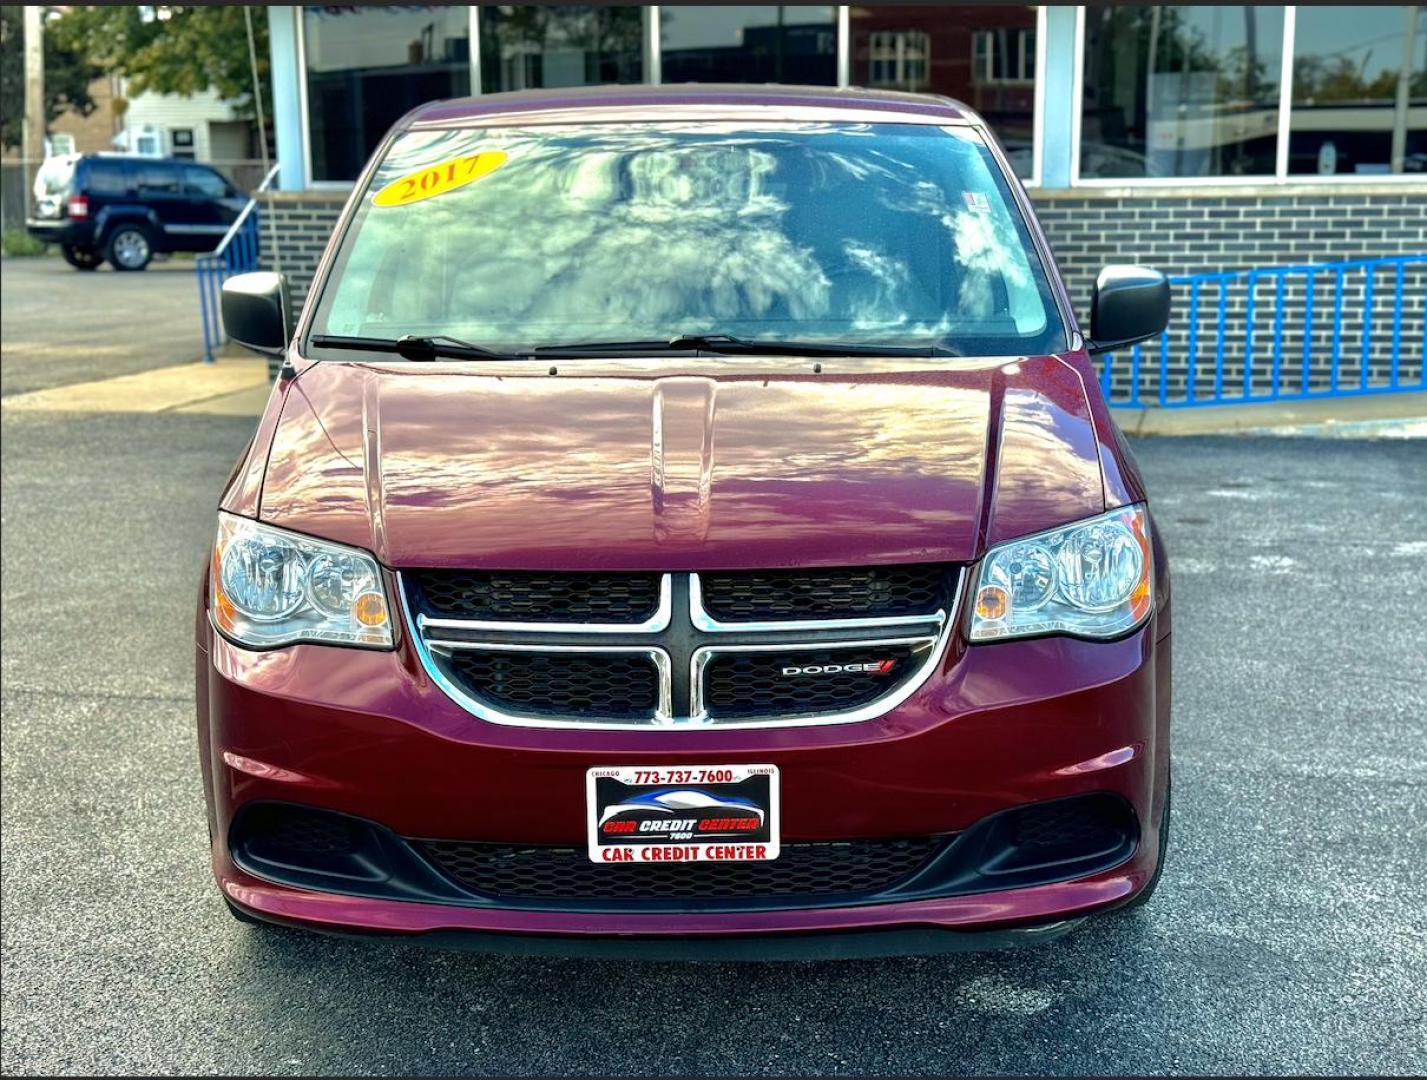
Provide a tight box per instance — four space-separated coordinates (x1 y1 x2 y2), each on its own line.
66 195 89 219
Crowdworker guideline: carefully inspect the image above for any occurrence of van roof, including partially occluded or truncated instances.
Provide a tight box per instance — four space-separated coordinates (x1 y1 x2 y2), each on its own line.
405 83 980 130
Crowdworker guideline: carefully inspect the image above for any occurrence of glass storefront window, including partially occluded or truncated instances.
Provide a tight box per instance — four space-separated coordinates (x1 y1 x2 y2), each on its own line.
479 6 643 93
850 6 1039 180
304 6 470 183
1290 6 1426 175
661 6 836 85
1080 6 1284 179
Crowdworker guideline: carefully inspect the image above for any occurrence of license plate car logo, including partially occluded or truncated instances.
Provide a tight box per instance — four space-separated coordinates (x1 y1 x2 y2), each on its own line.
585 765 780 864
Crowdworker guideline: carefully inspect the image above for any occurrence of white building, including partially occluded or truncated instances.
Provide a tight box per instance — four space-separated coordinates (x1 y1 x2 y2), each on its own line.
112 84 255 169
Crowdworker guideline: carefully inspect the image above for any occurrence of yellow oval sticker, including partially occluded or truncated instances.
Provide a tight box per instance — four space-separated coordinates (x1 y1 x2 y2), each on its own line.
372 151 508 208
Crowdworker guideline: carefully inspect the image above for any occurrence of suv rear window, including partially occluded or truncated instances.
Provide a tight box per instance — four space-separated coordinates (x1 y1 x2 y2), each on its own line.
84 160 130 196
313 121 1067 358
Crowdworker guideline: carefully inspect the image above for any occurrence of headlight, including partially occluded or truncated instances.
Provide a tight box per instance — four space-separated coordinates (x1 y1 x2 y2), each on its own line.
209 513 393 648
968 505 1153 642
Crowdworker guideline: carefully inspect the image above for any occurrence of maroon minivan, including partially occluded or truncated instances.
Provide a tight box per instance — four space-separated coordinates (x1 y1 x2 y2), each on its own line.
199 85 1172 958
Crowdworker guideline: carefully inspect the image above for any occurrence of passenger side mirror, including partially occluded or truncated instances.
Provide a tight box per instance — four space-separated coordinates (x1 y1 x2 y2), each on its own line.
1086 265 1170 356
221 271 289 356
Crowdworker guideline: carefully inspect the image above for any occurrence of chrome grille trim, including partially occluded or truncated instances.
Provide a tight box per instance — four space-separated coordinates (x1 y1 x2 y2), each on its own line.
420 639 675 729
689 635 943 727
401 568 963 731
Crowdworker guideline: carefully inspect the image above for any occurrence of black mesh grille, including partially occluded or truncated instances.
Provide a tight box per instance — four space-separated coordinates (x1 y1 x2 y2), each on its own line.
1011 797 1127 851
699 564 951 621
419 837 944 901
411 571 661 623
703 645 920 719
441 650 659 720
240 804 361 857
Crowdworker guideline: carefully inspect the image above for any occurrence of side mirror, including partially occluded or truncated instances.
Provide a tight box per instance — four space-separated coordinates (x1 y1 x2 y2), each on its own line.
1087 265 1170 356
221 271 289 356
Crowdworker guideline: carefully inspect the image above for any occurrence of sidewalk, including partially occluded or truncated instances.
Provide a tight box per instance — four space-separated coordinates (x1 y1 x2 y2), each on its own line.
1 344 270 416
1116 392 1427 438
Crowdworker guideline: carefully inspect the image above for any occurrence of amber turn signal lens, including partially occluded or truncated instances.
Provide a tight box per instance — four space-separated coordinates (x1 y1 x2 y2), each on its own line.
975 584 1009 621
1127 510 1154 622
353 592 388 627
210 544 238 628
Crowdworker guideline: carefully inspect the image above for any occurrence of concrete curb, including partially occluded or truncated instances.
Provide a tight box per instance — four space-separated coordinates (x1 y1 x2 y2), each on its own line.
1114 392 1427 437
1 357 270 415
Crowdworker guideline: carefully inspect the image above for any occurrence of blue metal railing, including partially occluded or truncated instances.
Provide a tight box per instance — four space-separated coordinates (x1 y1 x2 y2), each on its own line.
197 164 280 362
1099 254 1426 408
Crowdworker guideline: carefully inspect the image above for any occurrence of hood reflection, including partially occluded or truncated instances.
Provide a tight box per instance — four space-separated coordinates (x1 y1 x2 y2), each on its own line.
258 356 1105 570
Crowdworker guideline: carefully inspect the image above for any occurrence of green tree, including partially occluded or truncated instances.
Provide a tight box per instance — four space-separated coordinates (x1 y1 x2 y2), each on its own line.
50 6 270 123
0 7 100 153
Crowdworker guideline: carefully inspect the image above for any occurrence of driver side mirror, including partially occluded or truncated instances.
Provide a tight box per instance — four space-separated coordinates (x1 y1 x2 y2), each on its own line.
1087 265 1170 356
221 271 289 356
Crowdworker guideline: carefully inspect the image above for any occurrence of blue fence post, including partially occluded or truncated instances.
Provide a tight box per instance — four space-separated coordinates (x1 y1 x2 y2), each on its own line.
1391 261 1404 389
1129 343 1142 406
1271 272 1285 398
1302 270 1315 395
1157 333 1169 407
197 258 213 363
1360 265 1374 390
1213 280 1227 402
1243 271 1257 400
1330 267 1345 392
1187 280 1201 405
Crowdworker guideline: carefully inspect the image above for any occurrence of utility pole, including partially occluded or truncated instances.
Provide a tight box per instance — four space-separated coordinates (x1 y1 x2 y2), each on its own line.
1390 5 1420 174
22 5 45 216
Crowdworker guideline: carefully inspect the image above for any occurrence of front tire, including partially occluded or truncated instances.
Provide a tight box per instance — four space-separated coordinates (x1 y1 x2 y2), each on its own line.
61 244 103 270
106 224 154 271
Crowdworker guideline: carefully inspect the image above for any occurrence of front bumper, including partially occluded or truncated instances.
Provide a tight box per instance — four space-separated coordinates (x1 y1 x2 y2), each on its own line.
197 613 1170 948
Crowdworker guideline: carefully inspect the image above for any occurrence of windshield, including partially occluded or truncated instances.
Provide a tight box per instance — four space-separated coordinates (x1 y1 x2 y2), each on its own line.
311 121 1066 357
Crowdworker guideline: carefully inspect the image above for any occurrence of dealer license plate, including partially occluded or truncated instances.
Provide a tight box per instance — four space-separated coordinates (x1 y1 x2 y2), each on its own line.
586 764 780 864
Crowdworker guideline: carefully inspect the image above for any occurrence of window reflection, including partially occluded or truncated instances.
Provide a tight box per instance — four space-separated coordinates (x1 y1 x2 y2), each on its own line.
1080 5 1284 178
315 123 1064 357
478 6 643 93
304 6 470 183
661 6 837 85
1290 6 1426 175
850 5 1039 179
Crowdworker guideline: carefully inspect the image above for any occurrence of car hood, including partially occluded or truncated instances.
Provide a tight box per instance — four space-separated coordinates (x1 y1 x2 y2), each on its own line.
251 355 1108 570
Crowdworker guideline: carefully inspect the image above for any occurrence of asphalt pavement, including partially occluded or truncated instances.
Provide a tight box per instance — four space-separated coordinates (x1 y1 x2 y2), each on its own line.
0 255 204 397
2 388 1424 1076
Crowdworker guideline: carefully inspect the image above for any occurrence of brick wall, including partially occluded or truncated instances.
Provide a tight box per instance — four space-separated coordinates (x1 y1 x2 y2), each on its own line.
1033 186 1427 401
261 185 1427 404
45 75 124 155
260 191 346 304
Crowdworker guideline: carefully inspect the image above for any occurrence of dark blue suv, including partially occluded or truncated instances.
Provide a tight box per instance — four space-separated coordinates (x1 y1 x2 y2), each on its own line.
26 154 245 271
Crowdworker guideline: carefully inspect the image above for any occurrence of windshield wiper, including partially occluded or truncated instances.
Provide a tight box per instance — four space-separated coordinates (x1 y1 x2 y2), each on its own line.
310 333 519 361
531 334 960 358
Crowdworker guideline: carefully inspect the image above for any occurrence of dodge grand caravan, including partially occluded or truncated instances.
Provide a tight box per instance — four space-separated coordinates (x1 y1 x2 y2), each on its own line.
199 85 1173 958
